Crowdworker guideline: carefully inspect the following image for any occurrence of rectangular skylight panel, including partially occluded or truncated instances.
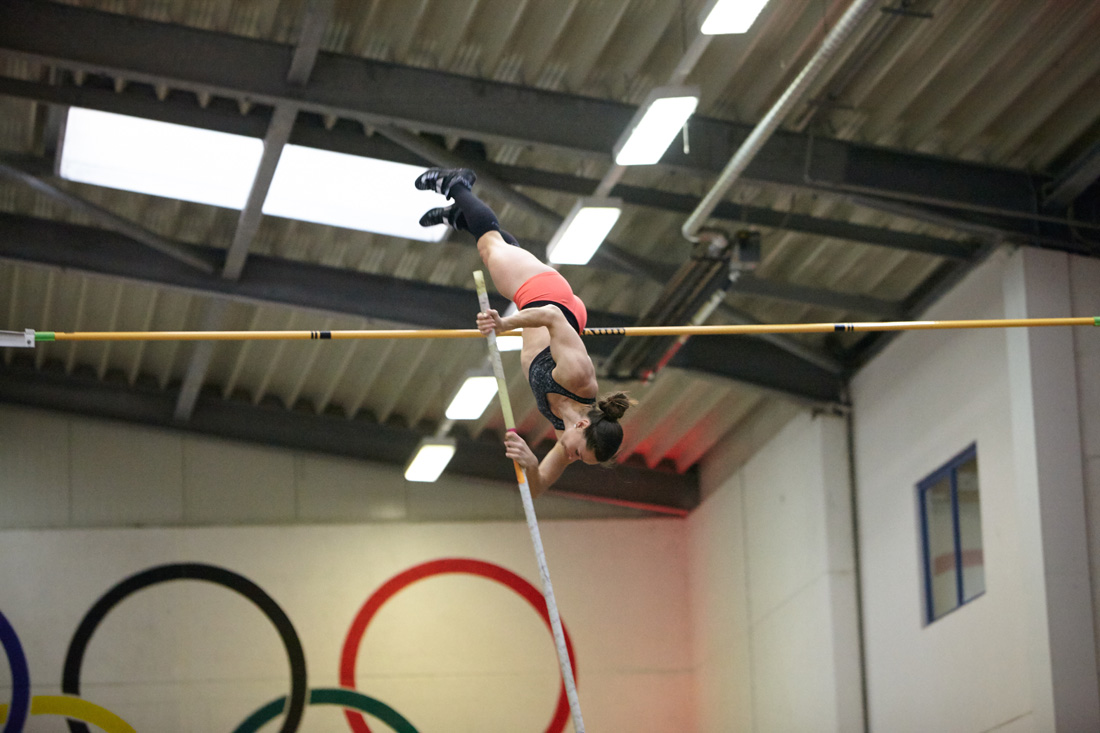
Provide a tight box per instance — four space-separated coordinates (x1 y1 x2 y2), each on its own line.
263 146 450 241
60 109 452 240
59 107 264 209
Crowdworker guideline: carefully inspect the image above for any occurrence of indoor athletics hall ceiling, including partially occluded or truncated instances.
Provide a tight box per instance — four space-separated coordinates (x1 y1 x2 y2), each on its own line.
1 0 1098 517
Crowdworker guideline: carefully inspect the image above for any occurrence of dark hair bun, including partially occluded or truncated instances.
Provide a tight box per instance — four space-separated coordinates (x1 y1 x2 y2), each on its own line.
597 392 635 421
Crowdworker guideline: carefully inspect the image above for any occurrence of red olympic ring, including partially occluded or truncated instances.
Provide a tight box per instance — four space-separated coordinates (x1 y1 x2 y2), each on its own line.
339 558 576 733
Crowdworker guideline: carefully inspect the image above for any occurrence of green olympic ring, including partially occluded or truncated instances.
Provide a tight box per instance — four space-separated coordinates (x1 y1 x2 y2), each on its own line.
233 688 420 733
0 694 135 732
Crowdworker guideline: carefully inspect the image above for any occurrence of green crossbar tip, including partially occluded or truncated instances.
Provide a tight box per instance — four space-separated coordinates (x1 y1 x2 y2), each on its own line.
34 331 55 341
1095 317 1100 327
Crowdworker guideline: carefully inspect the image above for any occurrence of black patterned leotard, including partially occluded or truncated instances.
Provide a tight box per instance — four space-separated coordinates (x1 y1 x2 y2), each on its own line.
527 347 595 430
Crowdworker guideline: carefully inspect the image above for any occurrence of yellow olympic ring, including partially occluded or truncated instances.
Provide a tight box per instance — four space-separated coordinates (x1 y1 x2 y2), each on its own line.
0 694 135 732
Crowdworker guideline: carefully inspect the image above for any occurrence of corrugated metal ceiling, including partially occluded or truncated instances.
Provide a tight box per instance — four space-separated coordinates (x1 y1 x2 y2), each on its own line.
1 0 1098 515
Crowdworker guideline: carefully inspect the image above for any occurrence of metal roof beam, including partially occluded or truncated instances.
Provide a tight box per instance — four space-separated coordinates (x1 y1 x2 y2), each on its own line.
487 164 979 261
174 0 336 422
1043 139 1100 210
348 128 845 374
0 158 215 273
0 357 698 513
0 0 1073 246
850 194 1100 257
732 273 903 318
0 213 846 403
0 153 897 320
222 0 335 280
0 77 980 261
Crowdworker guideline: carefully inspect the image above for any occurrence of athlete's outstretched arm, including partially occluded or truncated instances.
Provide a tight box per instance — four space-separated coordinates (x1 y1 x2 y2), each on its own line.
503 430 569 498
477 305 594 387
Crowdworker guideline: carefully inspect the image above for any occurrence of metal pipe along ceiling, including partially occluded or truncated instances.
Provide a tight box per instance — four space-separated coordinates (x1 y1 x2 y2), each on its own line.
682 0 881 241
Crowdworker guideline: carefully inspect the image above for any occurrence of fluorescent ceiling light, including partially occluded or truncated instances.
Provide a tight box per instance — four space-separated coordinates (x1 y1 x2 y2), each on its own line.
60 107 263 209
613 86 699 166
263 146 450 241
404 439 456 482
546 198 623 265
700 0 770 34
445 375 498 420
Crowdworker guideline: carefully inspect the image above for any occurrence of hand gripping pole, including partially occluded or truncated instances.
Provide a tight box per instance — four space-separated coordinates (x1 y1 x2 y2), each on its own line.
473 271 586 733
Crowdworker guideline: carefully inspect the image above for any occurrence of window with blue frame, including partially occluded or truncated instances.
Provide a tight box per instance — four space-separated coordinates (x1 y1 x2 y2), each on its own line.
918 443 985 623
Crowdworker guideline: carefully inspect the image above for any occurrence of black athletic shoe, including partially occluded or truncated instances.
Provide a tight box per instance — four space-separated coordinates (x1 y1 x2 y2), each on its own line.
414 168 477 198
419 204 460 229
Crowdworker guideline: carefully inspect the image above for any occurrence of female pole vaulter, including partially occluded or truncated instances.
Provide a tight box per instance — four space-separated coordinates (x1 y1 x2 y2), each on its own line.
415 167 633 497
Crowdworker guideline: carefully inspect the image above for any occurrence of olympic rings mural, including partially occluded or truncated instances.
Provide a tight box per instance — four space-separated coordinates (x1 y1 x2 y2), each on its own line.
0 558 576 733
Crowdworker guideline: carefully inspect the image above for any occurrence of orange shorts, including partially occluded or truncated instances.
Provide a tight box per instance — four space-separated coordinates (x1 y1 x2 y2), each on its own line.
513 270 587 332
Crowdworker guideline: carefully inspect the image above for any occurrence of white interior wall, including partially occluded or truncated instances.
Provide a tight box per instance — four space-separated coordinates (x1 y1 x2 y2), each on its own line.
853 249 1034 732
0 404 694 732
0 521 694 732
1004 248 1099 731
687 247 1100 733
1070 254 1100 689
688 464 753 733
0 403 657 529
691 408 862 733
852 247 1099 733
0 413 700 733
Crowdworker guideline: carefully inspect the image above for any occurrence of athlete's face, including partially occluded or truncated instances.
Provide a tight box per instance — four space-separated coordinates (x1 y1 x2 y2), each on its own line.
561 419 598 465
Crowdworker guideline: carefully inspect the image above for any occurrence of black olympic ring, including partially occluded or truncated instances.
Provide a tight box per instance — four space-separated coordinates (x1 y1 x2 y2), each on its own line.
61 563 308 733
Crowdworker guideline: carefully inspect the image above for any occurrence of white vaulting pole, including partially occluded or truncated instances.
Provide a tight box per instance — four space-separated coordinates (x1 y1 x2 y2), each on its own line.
473 271 586 733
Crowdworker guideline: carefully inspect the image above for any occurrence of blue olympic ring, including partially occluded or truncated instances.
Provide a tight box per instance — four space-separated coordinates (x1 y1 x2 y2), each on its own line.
233 688 420 733
0 609 31 733
60 563 308 733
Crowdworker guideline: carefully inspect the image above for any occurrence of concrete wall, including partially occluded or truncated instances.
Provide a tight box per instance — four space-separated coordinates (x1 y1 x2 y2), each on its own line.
0 522 694 732
686 247 1099 733
0 405 693 732
852 249 1034 732
1005 248 1100 731
852 247 1099 733
691 408 863 733
0 404 656 529
1072 254 1100 695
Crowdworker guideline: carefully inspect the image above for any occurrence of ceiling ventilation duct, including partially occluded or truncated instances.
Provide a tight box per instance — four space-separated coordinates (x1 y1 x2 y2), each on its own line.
601 230 760 381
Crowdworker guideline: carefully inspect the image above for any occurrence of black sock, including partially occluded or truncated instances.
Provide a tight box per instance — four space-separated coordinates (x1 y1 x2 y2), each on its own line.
449 186 522 246
451 185 501 242
452 209 469 232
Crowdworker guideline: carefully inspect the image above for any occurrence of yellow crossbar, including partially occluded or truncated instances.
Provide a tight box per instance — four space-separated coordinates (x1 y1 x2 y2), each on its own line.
19 316 1098 344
